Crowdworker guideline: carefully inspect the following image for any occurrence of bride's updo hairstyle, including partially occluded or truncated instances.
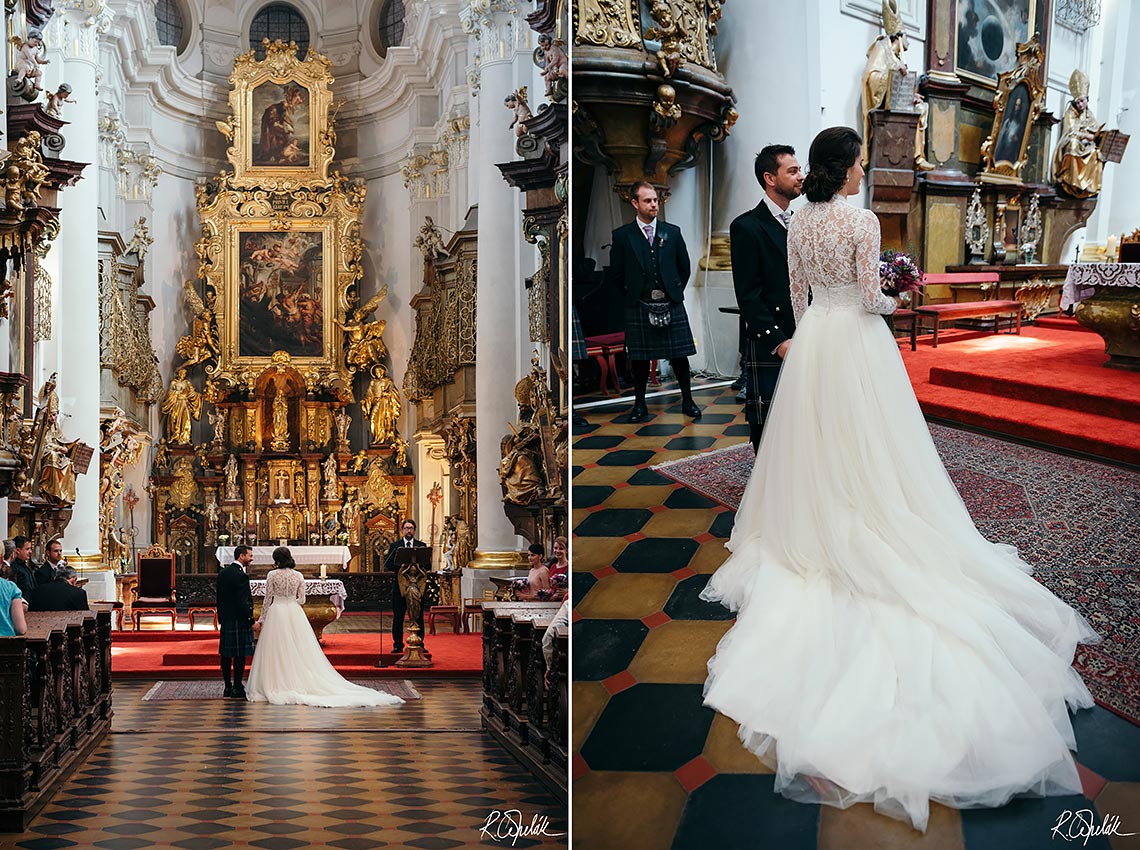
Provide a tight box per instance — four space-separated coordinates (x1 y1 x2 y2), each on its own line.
272 546 296 569
802 126 863 202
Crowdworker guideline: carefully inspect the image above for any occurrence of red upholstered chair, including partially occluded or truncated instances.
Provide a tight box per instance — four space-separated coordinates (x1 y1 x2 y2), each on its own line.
132 545 177 630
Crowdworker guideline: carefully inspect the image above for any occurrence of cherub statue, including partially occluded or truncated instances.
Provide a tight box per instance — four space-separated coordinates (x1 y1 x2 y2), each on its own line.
175 280 219 369
43 83 75 118
650 84 682 132
360 364 401 446
644 1 684 77
11 132 50 208
414 216 448 260
536 33 568 100
505 87 533 138
12 29 50 91
391 434 410 470
337 287 389 371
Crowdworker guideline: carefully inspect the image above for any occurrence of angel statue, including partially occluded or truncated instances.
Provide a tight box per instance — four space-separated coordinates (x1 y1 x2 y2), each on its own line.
505 87 533 138
360 364 401 446
414 216 448 260
337 286 389 372
536 33 568 100
161 367 202 445
175 280 219 369
12 29 49 92
43 83 76 118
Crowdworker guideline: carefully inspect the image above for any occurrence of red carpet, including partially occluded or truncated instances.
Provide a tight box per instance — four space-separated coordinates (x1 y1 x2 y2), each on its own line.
111 630 482 679
900 326 1140 466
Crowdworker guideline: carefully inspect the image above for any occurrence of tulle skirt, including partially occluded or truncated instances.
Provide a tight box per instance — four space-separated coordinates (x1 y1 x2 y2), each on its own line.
247 598 404 708
699 301 1097 832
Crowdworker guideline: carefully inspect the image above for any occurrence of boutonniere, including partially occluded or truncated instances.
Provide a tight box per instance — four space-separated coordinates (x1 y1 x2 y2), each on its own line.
655 232 668 247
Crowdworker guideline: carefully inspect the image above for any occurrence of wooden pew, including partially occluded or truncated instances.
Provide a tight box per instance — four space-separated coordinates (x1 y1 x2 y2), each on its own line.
480 602 566 800
0 610 113 831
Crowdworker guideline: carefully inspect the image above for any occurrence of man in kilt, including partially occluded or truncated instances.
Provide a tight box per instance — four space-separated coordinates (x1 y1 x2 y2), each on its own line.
608 181 700 423
730 145 804 452
217 544 255 698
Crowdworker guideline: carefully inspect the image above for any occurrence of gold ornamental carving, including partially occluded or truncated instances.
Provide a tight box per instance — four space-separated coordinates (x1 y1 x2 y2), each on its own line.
4 132 51 210
646 0 723 74
168 456 200 511
1014 281 1054 321
403 248 477 402
574 0 641 48
99 254 164 404
979 35 1046 186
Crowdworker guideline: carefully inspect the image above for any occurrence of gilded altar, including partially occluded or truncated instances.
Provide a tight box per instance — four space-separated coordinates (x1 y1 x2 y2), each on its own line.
149 42 413 575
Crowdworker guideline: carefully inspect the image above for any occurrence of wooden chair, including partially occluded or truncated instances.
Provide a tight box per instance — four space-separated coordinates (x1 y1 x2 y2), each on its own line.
132 545 177 630
427 605 460 635
462 590 495 634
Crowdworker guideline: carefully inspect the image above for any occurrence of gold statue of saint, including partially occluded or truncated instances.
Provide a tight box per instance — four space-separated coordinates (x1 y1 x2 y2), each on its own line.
860 0 933 170
270 382 289 451
337 287 389 372
162 367 201 445
1052 70 1104 199
360 364 400 446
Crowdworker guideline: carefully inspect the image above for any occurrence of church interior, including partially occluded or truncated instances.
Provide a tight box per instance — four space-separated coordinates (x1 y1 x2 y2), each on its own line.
0 0 569 845
572 0 1140 848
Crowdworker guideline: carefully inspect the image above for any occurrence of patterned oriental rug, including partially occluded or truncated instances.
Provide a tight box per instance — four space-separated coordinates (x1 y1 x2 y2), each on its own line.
142 679 422 701
653 424 1140 727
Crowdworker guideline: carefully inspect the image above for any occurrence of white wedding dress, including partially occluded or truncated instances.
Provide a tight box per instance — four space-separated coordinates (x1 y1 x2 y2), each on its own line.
246 568 404 708
700 195 1098 832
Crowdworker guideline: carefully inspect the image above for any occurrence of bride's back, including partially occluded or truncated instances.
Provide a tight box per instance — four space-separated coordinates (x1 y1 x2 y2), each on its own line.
788 198 873 290
265 567 304 599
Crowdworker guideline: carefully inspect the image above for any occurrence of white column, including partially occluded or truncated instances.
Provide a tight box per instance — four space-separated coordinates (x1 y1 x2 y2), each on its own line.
461 0 530 569
43 0 113 562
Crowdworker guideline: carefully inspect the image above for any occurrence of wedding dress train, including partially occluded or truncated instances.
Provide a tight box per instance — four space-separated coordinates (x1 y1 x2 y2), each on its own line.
247 568 404 708
700 196 1097 832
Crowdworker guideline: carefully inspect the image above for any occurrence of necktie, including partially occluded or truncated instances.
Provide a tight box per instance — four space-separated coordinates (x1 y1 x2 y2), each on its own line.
643 224 654 243
778 210 793 228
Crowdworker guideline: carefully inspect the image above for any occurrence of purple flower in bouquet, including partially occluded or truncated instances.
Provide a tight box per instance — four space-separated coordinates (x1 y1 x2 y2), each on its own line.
879 249 924 297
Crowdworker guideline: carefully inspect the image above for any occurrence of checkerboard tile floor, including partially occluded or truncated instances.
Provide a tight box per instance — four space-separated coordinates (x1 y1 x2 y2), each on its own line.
2 680 567 849
571 384 1140 850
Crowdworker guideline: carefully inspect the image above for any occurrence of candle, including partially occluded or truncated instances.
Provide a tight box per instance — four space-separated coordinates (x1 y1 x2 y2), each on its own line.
320 563 327 579
243 508 248 527
305 509 311 527
1106 234 1118 260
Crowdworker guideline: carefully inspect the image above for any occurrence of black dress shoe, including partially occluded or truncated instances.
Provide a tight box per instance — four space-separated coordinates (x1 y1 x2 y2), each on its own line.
681 400 702 419
627 404 650 423
223 684 234 698
231 685 247 700
392 644 404 654
731 375 744 390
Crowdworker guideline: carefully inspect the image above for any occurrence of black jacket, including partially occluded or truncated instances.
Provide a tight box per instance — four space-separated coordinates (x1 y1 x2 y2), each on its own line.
607 219 691 307
34 561 61 586
11 559 36 597
216 562 254 624
730 201 797 361
27 578 89 612
384 537 427 572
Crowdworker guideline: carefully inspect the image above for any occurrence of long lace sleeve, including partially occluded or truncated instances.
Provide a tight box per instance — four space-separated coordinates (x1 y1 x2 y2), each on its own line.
789 226 809 325
854 209 897 315
295 572 306 604
259 571 276 622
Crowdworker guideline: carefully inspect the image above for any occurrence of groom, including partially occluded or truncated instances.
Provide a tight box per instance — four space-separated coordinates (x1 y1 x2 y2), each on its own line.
217 544 255 699
730 144 804 452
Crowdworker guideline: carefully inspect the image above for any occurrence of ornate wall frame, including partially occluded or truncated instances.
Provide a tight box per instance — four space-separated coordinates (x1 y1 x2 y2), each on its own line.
978 35 1045 185
198 40 366 398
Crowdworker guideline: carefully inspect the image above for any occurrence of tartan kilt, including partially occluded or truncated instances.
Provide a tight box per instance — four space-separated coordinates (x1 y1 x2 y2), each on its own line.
624 301 697 360
742 336 785 427
572 306 588 361
219 619 256 658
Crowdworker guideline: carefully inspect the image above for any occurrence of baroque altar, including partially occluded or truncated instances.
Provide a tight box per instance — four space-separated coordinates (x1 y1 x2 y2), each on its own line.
149 41 414 578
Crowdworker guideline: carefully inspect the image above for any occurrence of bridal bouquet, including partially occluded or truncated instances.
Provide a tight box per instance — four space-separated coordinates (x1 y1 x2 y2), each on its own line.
879 250 924 298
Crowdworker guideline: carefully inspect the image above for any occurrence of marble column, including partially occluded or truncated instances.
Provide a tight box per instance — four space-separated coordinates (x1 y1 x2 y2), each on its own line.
43 0 113 564
461 0 531 584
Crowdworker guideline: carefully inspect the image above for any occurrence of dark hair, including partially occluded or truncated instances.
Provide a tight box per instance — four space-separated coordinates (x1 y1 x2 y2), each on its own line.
233 544 252 559
401 518 417 530
754 144 796 187
13 535 30 549
528 543 545 557
272 546 296 569
629 180 656 201
802 127 862 202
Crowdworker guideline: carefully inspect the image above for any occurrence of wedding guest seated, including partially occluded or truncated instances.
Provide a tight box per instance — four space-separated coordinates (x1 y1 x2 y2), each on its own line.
27 564 89 612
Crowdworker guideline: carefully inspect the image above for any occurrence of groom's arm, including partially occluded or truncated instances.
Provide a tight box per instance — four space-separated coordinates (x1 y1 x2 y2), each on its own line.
730 219 788 350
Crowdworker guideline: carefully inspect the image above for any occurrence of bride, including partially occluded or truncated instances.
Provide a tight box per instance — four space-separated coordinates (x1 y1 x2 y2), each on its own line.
247 546 404 708
700 126 1098 832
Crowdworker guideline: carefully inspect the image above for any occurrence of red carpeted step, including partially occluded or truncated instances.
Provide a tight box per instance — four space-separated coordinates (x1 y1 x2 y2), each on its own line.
915 382 1140 466
928 366 1140 422
1035 316 1093 332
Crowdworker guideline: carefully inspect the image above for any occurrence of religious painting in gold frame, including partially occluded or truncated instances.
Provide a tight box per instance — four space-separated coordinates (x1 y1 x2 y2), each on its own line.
218 40 335 190
955 0 1044 88
978 34 1045 186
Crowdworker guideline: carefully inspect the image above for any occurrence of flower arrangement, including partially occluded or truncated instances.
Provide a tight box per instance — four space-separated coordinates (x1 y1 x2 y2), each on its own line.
879 250 924 298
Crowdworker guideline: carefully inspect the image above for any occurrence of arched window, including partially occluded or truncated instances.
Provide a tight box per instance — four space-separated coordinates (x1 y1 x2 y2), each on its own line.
155 0 186 52
378 0 406 58
249 3 310 60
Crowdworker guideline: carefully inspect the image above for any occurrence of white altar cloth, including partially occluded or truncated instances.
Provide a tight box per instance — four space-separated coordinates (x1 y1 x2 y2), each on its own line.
249 578 348 618
215 545 352 568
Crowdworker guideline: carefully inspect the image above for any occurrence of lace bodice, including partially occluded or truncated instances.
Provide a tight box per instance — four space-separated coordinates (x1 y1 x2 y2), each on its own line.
260 568 305 621
787 196 898 324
